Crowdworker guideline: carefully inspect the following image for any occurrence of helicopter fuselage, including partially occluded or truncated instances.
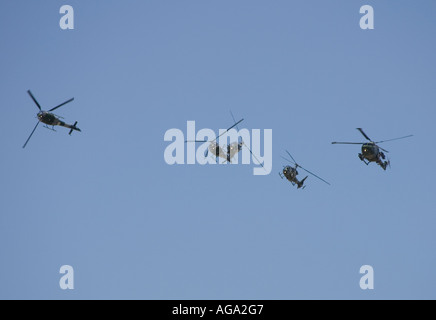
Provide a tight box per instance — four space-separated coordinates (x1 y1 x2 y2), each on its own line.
227 141 244 162
332 128 412 171
359 142 388 170
283 165 298 182
37 111 80 133
281 165 307 188
279 150 329 188
208 141 243 163
38 111 62 126
208 141 226 159
23 90 81 149
361 142 380 162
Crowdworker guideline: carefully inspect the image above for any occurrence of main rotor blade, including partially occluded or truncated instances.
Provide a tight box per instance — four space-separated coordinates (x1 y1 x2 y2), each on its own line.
298 165 331 186
285 150 297 164
27 90 42 111
186 118 244 144
332 142 364 145
243 143 264 169
226 118 243 132
379 146 389 153
22 121 40 148
185 116 244 145
376 135 413 144
280 155 295 165
185 140 208 143
229 110 241 131
49 98 74 112
280 156 295 164
357 128 372 142
217 118 244 140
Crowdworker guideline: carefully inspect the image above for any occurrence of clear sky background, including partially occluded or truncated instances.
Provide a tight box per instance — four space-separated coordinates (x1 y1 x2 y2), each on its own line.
1 0 435 300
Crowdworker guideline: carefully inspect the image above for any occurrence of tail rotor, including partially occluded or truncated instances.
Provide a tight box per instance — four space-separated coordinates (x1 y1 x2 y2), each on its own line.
69 121 81 135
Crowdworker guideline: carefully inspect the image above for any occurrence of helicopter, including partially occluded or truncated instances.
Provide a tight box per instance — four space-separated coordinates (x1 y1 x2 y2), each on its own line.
186 111 263 166
23 90 81 148
280 150 330 189
331 128 413 170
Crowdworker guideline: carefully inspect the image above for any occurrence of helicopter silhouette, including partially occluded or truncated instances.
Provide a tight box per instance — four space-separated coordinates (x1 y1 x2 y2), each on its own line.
23 90 81 148
280 150 330 189
332 128 413 170
186 111 263 166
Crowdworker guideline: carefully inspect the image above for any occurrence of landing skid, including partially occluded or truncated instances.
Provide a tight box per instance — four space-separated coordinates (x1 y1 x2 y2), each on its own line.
43 125 56 132
358 153 370 165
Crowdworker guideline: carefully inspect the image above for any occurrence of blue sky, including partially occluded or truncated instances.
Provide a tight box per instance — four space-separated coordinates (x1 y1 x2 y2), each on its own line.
1 0 435 299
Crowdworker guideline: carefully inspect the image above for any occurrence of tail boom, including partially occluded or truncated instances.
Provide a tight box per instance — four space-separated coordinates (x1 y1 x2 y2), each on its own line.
297 176 308 189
